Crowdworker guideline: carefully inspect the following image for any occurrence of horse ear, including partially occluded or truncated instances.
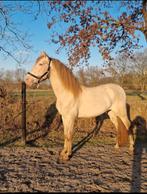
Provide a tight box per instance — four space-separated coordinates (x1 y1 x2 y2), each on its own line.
40 51 47 57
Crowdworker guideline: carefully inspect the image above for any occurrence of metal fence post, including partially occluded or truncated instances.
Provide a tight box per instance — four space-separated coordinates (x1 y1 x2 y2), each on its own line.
21 81 26 145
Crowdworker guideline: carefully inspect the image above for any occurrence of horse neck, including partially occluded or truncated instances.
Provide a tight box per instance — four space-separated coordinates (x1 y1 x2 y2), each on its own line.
49 65 65 99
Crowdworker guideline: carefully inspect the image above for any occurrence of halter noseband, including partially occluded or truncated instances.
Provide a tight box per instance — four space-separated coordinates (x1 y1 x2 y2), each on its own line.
27 57 52 84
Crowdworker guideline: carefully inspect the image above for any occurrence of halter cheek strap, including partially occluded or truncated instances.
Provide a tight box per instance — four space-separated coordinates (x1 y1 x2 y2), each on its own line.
27 70 49 84
27 57 52 84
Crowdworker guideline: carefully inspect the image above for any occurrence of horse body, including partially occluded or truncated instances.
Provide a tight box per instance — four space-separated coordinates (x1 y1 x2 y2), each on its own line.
25 52 134 161
79 84 119 118
50 65 124 118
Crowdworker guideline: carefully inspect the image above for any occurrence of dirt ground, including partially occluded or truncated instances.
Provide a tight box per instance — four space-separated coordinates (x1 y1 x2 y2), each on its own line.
0 130 147 193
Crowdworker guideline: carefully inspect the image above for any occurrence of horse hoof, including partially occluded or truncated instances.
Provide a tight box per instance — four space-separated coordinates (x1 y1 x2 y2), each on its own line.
59 153 70 162
57 157 66 164
114 144 119 149
129 145 134 152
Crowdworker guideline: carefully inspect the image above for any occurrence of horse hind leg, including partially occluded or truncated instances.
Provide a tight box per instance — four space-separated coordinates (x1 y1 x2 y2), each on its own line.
109 105 134 150
108 111 120 149
108 110 133 149
118 115 134 150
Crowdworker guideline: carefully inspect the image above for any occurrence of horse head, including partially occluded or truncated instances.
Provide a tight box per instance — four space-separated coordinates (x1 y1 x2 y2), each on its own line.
25 51 51 88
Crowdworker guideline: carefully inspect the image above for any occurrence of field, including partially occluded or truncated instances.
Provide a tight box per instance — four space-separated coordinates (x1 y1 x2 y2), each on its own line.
0 89 147 192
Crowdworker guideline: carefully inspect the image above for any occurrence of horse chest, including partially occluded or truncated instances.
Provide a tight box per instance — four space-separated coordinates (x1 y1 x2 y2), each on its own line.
56 99 78 116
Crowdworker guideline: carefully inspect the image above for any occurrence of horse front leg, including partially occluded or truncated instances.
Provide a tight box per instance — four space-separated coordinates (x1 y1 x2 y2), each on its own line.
59 115 75 161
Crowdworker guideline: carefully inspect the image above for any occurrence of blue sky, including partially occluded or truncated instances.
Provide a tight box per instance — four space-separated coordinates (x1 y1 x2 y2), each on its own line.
0 1 147 71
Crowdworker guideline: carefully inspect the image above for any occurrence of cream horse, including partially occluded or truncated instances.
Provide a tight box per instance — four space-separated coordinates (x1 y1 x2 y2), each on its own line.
25 52 134 161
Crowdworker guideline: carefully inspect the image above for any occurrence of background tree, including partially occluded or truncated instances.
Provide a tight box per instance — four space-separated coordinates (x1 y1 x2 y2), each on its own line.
47 0 147 67
0 1 42 64
80 66 105 86
77 68 87 85
106 53 133 87
131 49 147 91
76 48 147 91
77 66 107 86
105 48 147 91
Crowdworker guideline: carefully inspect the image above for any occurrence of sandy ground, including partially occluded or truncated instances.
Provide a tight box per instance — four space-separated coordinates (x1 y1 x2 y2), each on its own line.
0 131 147 193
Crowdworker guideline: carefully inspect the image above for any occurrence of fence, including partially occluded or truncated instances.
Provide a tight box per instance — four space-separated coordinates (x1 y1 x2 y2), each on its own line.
1 82 27 145
0 81 40 146
21 81 26 145
0 81 60 147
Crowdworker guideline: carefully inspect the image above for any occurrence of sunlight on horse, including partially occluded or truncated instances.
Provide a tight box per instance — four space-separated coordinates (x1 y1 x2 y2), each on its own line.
25 51 134 161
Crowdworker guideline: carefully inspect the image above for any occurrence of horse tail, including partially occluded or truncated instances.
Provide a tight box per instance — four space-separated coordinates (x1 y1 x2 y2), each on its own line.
117 116 129 146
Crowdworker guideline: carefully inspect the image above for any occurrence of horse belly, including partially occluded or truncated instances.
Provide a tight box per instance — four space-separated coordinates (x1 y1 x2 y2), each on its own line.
78 92 111 118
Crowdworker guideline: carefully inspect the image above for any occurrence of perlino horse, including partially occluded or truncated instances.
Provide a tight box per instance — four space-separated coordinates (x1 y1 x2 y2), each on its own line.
25 52 134 161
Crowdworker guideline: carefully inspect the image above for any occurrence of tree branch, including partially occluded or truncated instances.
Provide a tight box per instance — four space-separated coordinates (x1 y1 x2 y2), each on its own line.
0 46 20 64
142 0 147 40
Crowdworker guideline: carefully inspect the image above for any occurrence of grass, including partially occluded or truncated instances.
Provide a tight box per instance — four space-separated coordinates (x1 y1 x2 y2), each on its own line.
12 89 147 98
12 89 55 98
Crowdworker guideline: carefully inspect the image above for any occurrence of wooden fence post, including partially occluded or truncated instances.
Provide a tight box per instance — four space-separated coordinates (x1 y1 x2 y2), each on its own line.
21 81 26 145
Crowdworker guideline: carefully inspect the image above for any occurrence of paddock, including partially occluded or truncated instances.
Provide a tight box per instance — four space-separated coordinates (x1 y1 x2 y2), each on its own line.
0 133 147 192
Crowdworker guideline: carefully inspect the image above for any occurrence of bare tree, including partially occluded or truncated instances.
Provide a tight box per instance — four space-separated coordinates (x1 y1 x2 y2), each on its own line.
77 66 105 86
0 1 44 64
77 68 87 85
132 50 147 91
106 49 147 90
106 53 133 87
14 68 26 82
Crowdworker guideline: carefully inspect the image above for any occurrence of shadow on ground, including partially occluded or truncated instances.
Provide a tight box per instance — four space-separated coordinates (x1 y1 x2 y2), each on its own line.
27 101 62 145
0 102 62 147
72 113 108 156
130 116 147 192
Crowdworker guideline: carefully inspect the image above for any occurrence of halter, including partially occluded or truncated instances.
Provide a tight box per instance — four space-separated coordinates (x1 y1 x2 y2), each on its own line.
27 57 52 84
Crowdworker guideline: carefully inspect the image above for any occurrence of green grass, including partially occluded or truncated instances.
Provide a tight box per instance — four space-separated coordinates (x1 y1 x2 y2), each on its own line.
11 89 147 98
11 89 55 99
126 90 147 98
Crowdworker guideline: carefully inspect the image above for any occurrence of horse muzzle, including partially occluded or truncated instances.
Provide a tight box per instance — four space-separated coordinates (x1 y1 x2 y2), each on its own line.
25 75 38 88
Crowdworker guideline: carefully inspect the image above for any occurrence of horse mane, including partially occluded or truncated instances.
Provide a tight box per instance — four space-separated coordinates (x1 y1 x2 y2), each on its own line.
52 59 82 98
